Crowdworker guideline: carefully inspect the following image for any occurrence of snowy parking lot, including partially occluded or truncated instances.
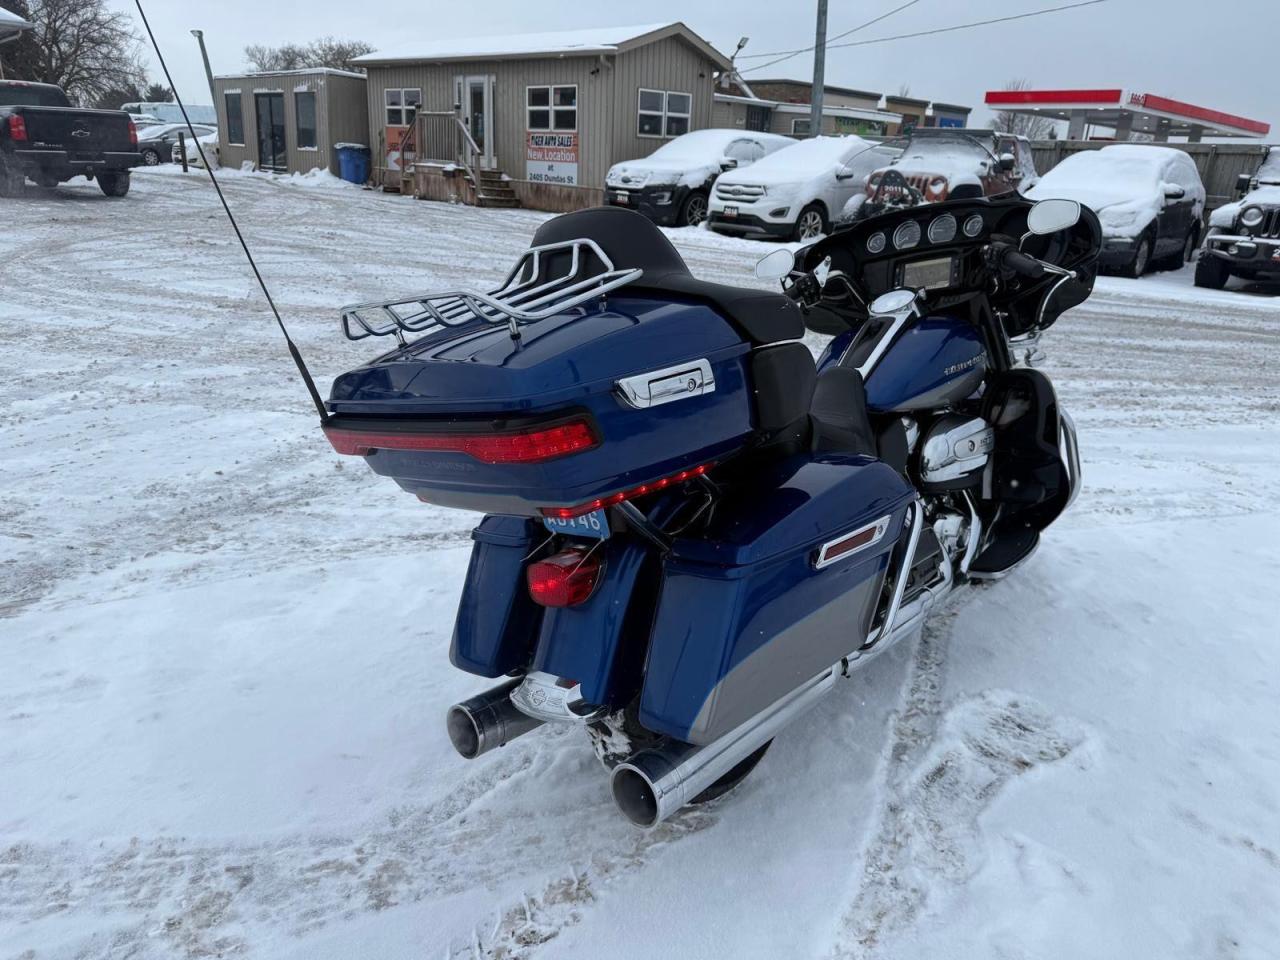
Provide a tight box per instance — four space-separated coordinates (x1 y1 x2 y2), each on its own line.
3 168 1280 959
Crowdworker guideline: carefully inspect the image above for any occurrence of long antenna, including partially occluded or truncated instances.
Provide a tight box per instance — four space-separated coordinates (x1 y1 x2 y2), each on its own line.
133 1 330 424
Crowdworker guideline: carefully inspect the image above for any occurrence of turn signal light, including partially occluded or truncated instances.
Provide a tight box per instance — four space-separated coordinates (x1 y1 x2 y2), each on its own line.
538 463 712 520
527 549 602 607
7 115 27 142
323 417 598 464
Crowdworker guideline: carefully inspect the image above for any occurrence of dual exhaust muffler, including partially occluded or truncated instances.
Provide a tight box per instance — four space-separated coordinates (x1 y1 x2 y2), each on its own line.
445 677 544 760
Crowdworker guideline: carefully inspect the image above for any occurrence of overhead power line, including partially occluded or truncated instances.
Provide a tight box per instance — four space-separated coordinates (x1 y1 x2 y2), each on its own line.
737 0 923 60
741 0 1110 75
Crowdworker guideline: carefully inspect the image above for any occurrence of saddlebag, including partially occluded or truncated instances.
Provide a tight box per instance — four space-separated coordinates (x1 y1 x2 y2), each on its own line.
639 454 915 745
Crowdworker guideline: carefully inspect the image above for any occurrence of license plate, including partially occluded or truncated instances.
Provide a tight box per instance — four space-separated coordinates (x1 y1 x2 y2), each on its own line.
724 205 739 218
543 508 610 539
615 191 629 204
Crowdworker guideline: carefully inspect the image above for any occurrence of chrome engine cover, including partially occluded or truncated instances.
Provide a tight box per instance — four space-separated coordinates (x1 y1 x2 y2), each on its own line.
920 415 995 485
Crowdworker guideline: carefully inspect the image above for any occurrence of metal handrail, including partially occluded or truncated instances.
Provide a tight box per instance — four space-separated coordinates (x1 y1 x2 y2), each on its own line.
340 238 643 344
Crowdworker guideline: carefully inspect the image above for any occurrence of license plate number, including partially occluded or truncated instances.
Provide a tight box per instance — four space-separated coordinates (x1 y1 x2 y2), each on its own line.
543 508 610 539
724 205 739 218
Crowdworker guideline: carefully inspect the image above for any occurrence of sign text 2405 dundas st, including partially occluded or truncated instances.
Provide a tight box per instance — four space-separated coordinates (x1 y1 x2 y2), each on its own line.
526 132 578 186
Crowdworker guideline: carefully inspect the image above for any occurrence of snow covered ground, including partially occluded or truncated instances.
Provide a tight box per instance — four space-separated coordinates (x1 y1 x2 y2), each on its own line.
2 168 1279 960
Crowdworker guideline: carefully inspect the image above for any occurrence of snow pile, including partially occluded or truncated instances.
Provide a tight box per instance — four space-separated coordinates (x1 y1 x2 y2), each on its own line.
1028 145 1191 237
606 129 793 188
3 172 1279 960
1255 148 1280 184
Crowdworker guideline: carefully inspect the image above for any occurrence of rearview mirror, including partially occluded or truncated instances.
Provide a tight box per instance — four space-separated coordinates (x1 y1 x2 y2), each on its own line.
1027 198 1082 236
999 152 1016 172
720 158 738 171
1162 183 1186 200
754 248 796 281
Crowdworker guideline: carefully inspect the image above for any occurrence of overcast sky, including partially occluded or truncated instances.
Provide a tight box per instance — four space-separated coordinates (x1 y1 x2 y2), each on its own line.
111 0 1279 137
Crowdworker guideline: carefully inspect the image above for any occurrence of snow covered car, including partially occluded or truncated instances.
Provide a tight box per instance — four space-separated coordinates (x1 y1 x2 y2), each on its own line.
172 131 219 169
138 122 216 166
708 135 899 241
605 129 795 227
852 129 1038 221
1196 149 1280 289
1027 145 1205 278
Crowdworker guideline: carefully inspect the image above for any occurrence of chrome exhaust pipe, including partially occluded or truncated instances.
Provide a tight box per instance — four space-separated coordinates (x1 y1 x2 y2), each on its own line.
446 678 544 759
610 668 838 828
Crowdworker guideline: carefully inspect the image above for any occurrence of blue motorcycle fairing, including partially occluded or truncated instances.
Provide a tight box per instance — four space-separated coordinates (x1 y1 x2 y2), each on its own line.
450 515 545 677
817 314 987 414
640 454 915 745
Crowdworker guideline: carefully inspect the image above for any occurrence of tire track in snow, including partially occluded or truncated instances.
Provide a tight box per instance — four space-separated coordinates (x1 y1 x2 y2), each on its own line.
825 605 1087 958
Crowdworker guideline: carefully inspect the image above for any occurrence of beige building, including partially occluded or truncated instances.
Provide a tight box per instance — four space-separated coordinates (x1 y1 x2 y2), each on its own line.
713 79 901 138
213 68 369 175
352 22 732 211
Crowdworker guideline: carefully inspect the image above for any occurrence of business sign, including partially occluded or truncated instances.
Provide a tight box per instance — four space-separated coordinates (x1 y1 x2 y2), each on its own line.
526 132 578 186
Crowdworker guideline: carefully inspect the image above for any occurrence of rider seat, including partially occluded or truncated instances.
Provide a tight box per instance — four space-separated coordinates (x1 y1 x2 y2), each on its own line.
529 206 805 345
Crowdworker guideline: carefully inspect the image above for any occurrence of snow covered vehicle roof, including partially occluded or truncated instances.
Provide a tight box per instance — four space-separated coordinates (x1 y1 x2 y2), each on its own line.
1028 145 1205 238
718 135 883 187
606 129 796 189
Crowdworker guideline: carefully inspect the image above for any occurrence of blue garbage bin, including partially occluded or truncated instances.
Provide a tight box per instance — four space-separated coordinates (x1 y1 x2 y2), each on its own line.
335 144 371 184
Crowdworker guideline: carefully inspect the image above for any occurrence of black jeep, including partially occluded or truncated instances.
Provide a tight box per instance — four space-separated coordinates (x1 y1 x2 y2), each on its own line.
1197 149 1280 289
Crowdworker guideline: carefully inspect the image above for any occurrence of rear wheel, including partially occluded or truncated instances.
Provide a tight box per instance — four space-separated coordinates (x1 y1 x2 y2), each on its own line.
98 172 131 197
794 204 828 242
140 147 162 166
679 190 709 227
1121 233 1152 278
1155 226 1198 271
0 159 25 198
688 740 772 805
1194 253 1230 289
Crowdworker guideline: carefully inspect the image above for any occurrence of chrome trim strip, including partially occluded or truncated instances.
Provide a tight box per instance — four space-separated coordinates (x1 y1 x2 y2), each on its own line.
1059 408 1083 509
813 514 891 570
1206 234 1280 248
615 358 716 409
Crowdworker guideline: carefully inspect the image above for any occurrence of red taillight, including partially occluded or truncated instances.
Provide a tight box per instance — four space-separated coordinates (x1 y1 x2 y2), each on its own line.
128 119 138 146
539 463 712 520
527 549 601 607
322 417 598 464
7 115 27 142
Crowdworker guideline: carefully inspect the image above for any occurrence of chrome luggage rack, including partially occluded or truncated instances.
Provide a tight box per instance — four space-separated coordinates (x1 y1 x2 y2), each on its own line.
340 238 643 343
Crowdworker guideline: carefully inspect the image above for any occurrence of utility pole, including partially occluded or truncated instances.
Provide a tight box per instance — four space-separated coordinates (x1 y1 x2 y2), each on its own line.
191 30 217 105
808 0 827 137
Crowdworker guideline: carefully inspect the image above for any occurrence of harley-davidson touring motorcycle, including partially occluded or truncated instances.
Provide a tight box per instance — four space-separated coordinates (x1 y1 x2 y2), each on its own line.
323 194 1101 828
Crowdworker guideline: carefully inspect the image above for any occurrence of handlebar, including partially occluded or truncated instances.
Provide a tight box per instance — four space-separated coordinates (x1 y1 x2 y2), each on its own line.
989 242 1047 280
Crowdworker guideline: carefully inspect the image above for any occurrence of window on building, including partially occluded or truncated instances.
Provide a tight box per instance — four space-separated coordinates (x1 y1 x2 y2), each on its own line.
791 118 812 135
224 92 244 145
527 85 576 131
385 88 421 126
664 92 690 137
295 91 317 149
638 89 692 138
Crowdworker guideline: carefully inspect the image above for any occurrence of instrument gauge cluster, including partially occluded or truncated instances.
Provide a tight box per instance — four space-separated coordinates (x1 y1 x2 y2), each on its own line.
892 220 922 250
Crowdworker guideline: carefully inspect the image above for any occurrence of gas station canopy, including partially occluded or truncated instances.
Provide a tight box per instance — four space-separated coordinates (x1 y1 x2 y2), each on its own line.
984 88 1270 142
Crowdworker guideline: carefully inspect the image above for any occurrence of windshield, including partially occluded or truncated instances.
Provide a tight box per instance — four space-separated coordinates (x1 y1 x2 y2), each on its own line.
0 84 71 108
897 133 996 165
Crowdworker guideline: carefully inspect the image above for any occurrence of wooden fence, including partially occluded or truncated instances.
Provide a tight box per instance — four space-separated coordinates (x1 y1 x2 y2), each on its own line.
1029 140 1271 213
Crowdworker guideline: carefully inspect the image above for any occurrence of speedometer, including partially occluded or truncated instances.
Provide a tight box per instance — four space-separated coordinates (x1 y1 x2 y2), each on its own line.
892 220 922 250
927 214 957 244
866 231 886 254
963 214 984 238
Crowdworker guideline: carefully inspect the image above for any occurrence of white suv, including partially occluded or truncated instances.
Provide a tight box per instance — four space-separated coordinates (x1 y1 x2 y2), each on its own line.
707 135 899 242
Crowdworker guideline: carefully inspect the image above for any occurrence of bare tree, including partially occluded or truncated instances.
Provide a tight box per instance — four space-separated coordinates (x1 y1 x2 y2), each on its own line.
244 36 374 74
2 0 146 105
991 78 1059 140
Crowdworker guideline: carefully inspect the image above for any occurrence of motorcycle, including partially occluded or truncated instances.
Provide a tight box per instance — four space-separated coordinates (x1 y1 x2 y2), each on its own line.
323 194 1101 828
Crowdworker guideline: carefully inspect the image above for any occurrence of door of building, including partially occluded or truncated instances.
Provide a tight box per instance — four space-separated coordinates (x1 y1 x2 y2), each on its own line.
254 92 286 172
456 74 495 168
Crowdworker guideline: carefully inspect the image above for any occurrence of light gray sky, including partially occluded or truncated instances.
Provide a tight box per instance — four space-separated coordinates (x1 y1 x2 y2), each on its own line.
114 0 1279 138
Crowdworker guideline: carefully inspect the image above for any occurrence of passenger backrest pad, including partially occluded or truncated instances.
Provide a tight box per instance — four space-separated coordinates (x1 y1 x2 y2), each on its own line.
750 342 817 434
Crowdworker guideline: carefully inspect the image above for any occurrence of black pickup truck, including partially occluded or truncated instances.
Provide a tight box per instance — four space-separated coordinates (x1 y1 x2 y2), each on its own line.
0 80 142 198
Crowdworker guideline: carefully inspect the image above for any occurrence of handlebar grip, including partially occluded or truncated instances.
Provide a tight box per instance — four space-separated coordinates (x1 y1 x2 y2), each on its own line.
1000 247 1048 280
